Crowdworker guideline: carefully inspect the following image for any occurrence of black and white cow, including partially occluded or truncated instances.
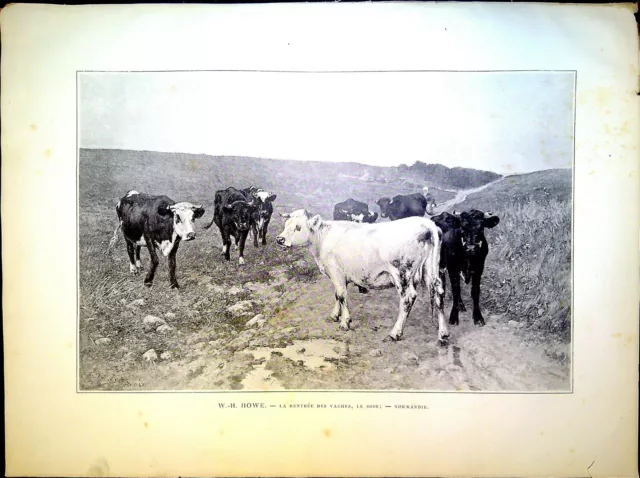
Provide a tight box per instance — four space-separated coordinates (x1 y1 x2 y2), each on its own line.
333 198 379 224
243 187 277 247
376 191 435 221
276 210 448 344
112 190 205 288
204 187 256 265
430 209 500 326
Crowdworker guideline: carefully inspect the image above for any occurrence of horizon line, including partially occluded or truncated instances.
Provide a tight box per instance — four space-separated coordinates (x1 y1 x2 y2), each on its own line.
78 146 572 176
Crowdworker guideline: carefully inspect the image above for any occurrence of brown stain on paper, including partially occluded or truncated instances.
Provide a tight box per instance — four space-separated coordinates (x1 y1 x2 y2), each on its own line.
323 428 332 438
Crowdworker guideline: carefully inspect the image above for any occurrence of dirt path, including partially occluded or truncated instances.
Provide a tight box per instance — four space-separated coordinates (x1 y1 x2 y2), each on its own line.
126 274 569 391
434 178 504 213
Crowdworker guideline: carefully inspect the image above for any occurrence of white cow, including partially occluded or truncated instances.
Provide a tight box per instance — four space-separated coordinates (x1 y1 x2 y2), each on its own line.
276 210 448 344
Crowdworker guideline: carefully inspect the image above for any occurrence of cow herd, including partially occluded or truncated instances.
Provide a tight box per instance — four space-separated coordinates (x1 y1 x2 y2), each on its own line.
108 184 499 345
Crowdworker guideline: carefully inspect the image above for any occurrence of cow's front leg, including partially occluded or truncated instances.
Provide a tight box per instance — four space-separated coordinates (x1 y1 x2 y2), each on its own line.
221 231 231 261
135 246 143 270
168 241 181 289
261 219 270 246
238 231 249 266
471 270 485 326
448 265 463 325
126 242 138 274
143 238 159 287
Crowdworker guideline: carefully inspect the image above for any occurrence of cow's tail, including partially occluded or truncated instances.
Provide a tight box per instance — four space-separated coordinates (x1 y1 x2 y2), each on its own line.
203 214 216 230
418 224 444 314
105 222 122 255
105 200 123 255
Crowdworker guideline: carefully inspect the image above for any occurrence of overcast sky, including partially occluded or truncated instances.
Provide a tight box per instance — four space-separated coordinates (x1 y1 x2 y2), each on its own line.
79 71 574 174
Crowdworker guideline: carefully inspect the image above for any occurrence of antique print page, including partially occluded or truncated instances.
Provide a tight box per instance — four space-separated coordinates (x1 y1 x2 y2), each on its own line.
2 2 639 477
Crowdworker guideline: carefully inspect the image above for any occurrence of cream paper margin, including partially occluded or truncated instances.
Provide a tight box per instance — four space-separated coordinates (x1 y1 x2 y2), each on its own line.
1 2 638 477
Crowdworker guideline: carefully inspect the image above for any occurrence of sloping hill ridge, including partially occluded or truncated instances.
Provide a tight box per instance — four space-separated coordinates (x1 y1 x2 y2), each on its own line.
400 161 502 189
80 148 501 200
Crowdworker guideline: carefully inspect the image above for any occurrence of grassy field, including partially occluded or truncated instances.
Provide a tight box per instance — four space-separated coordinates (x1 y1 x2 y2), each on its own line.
453 169 572 340
79 149 571 391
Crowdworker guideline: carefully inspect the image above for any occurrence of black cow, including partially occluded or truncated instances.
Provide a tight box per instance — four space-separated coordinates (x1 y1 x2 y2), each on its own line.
243 187 277 247
204 187 256 265
111 190 205 288
333 198 378 223
376 192 435 221
430 209 500 326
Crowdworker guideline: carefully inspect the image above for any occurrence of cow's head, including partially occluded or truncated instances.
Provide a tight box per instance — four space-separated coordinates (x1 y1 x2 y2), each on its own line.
223 200 256 231
433 209 499 256
363 211 379 223
276 210 321 248
159 202 205 241
376 197 392 218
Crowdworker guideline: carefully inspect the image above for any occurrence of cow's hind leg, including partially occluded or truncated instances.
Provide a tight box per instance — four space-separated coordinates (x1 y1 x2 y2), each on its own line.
386 280 417 342
329 276 351 330
143 238 159 287
251 223 259 248
433 274 449 346
135 246 143 270
126 242 138 274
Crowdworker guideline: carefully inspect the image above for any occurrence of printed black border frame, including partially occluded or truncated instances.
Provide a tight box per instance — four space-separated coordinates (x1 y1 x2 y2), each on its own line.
75 68 577 394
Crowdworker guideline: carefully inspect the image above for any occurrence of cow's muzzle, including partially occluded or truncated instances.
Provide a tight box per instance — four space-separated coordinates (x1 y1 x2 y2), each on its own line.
185 232 196 241
464 244 480 255
276 236 289 248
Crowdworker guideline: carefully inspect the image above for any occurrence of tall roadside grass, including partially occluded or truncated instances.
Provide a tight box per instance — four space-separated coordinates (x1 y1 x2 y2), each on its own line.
454 170 572 341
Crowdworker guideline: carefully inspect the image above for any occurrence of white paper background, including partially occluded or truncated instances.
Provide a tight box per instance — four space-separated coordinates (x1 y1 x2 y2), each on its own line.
2 3 638 476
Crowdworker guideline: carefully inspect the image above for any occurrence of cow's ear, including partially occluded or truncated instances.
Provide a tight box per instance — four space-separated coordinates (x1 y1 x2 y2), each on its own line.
158 204 173 216
223 204 234 212
267 193 277 202
431 212 459 232
280 212 291 218
193 205 205 219
483 213 500 228
308 215 323 231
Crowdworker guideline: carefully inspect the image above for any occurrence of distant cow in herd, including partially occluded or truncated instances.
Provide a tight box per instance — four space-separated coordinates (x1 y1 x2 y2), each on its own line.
244 187 277 246
376 187 437 221
333 198 378 223
430 209 500 326
276 210 449 344
203 186 277 265
111 190 205 288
